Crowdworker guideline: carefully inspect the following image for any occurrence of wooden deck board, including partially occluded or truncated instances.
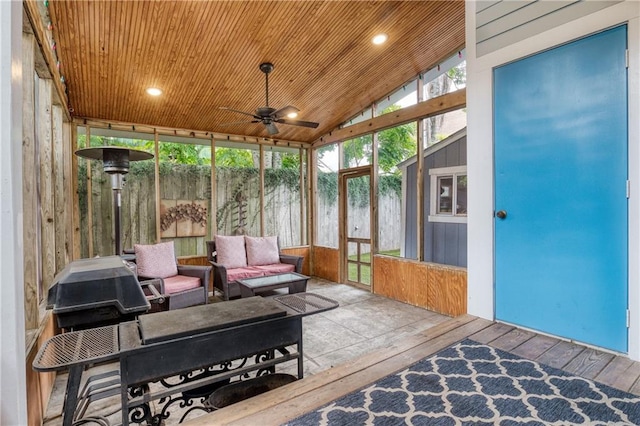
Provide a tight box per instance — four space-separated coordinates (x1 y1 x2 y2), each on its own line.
490 328 536 352
535 340 586 370
623 362 640 395
468 322 514 344
562 348 615 380
595 355 636 391
511 334 560 359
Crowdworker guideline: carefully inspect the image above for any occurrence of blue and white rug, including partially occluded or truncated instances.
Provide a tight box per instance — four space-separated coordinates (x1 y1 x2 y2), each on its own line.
286 339 640 425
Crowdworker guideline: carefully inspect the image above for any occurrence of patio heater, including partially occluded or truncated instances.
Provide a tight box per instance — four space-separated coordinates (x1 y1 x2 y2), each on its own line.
75 146 153 255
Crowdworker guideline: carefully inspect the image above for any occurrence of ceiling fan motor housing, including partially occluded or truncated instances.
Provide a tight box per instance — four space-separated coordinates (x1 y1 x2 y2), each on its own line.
256 106 277 117
259 62 274 74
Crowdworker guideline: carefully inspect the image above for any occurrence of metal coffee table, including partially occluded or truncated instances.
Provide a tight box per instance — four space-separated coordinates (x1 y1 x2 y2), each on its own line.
237 272 309 298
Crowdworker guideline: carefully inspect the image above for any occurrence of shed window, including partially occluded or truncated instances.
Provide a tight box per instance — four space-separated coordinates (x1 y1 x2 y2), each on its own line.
429 166 467 223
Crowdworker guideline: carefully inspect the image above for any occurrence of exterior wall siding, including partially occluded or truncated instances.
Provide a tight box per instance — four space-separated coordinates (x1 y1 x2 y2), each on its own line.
403 134 467 267
476 0 621 57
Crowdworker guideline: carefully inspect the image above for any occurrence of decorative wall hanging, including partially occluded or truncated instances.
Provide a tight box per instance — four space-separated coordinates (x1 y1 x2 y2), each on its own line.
160 200 207 238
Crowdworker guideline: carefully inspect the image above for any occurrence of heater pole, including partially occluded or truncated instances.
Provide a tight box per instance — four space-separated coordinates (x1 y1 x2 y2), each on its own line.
113 187 122 255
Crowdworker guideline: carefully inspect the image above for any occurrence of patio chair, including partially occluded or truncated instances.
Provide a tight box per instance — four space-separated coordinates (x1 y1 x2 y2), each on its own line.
129 241 211 310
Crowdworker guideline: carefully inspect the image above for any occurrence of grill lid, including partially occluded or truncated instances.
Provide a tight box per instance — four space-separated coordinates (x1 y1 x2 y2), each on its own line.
48 256 150 314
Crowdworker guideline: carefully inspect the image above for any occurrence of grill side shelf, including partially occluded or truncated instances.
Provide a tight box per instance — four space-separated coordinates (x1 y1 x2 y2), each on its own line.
273 293 339 316
32 325 120 371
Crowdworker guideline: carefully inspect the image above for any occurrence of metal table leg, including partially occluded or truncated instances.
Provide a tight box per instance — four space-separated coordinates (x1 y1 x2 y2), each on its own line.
62 365 83 426
297 319 304 379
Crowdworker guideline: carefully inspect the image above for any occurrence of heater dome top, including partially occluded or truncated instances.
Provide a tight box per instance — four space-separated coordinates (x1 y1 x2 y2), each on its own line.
75 146 154 162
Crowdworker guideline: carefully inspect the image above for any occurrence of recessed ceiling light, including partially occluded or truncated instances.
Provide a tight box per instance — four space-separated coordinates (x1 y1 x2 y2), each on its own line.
372 33 388 45
146 87 162 96
287 112 298 119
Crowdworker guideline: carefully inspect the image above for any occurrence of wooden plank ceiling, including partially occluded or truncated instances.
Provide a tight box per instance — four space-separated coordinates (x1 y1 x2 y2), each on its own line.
50 1 464 143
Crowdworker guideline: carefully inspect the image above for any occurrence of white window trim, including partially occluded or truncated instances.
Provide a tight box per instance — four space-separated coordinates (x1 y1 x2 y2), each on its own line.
429 165 467 223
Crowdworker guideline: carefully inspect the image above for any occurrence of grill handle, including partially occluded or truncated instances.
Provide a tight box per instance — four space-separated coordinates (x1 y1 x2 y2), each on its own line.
141 279 165 305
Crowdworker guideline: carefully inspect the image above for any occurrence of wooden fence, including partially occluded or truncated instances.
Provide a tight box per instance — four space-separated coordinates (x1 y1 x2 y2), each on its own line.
79 164 401 257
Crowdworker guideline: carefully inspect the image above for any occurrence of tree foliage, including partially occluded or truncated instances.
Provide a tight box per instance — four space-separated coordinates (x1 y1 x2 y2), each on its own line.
215 147 254 167
377 108 416 174
335 105 416 174
77 135 212 165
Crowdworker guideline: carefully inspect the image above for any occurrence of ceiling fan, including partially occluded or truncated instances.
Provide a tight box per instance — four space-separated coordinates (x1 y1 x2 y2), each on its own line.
219 62 320 135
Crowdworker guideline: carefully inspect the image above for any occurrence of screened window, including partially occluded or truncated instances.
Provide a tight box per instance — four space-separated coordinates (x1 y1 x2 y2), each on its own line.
377 122 417 258
342 135 372 168
264 146 304 247
429 166 467 223
159 138 211 257
376 79 417 116
214 143 260 238
315 145 338 248
342 108 372 128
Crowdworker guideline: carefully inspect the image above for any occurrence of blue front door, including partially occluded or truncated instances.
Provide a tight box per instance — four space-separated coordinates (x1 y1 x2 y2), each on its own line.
494 26 628 352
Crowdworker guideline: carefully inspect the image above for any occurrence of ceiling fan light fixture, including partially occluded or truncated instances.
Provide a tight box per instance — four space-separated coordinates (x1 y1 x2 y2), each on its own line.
146 87 162 96
372 33 388 45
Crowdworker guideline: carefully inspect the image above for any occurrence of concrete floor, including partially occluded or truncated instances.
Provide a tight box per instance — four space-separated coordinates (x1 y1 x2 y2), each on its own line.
43 278 449 425
288 279 449 376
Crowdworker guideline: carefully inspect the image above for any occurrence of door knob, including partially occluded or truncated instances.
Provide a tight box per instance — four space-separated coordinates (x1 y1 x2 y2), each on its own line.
496 210 507 219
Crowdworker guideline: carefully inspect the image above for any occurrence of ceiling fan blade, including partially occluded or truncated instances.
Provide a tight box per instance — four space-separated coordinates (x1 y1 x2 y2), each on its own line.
219 106 259 119
265 122 279 135
277 118 320 129
273 105 299 118
219 120 260 126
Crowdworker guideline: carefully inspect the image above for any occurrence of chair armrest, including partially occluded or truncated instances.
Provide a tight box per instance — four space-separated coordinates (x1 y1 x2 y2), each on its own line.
209 261 233 300
177 264 212 279
177 265 212 303
208 261 228 280
279 254 303 273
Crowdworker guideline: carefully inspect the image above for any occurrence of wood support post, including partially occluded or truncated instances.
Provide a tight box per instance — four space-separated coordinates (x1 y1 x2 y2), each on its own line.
210 138 217 239
86 127 93 257
154 130 161 242
259 144 265 236
416 78 425 261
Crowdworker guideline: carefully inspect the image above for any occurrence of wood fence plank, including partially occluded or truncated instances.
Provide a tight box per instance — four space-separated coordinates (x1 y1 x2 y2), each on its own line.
23 32 39 328
52 104 66 272
38 78 56 292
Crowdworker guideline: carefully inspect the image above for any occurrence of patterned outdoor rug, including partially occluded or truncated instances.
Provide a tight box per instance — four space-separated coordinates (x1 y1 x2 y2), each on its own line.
285 339 640 425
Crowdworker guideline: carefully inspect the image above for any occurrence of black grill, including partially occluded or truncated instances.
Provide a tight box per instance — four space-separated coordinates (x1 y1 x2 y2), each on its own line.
47 256 150 330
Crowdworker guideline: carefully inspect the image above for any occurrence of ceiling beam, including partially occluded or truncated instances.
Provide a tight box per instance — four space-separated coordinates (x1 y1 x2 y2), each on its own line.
74 117 311 149
314 88 466 148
